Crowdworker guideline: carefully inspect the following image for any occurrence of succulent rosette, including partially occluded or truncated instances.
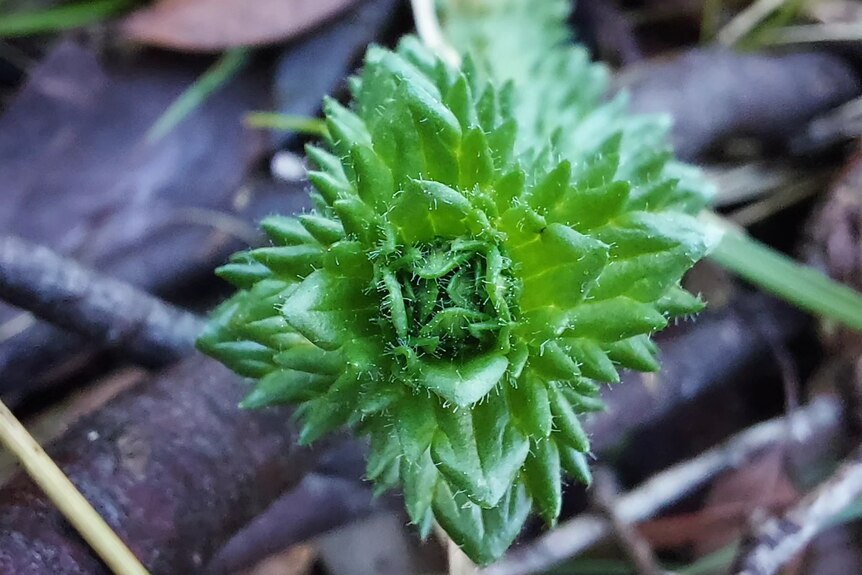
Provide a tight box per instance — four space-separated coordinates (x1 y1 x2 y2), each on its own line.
199 21 711 564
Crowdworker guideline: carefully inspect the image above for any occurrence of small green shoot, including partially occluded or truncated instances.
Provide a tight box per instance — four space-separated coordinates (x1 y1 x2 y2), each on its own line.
243 112 328 138
708 224 862 333
146 48 251 144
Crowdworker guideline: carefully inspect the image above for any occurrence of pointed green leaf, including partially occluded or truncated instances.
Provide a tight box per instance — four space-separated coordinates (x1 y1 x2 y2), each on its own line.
241 369 334 408
273 342 343 375
487 118 517 169
299 214 344 245
414 351 508 407
550 181 629 230
505 372 552 438
305 144 345 178
656 285 705 317
431 392 529 507
460 126 494 189
432 480 531 565
250 245 323 278
281 270 373 350
476 86 499 131
380 269 409 339
567 297 667 341
323 96 372 159
526 161 570 213
606 335 660 372
296 396 350 445
560 385 606 414
548 382 590 452
445 73 476 129
333 197 378 244
215 255 272 289
501 208 609 314
401 449 439 527
396 394 438 461
260 215 316 246
308 170 354 205
559 444 593 486
351 144 395 211
296 372 360 444
561 338 619 383
531 341 580 380
367 420 401 482
590 247 698 302
522 438 562 525
494 168 526 211
390 180 480 244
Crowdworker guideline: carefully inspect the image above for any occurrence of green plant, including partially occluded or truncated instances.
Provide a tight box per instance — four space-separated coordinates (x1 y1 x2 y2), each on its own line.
147 48 251 143
198 0 862 564
198 0 713 562
0 0 135 38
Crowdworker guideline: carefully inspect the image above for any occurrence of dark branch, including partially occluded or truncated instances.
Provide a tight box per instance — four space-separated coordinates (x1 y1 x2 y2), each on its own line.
0 355 317 574
617 48 860 160
0 235 203 367
206 473 387 574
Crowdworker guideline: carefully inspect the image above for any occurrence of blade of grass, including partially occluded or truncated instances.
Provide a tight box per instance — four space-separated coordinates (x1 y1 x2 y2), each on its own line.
146 47 251 144
0 398 150 575
0 0 135 37
244 112 328 137
700 0 724 41
717 0 786 45
706 218 862 333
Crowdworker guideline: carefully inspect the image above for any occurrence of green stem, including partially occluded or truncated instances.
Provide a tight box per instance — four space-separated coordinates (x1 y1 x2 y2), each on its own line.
146 48 251 143
243 112 329 137
709 227 862 332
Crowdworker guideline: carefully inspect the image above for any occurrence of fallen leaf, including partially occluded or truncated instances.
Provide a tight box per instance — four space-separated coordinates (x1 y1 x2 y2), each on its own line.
638 451 800 553
120 0 361 52
242 544 317 575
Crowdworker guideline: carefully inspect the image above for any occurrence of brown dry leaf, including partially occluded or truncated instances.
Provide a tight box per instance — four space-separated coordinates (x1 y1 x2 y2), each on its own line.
120 0 361 52
242 544 317 575
638 451 800 553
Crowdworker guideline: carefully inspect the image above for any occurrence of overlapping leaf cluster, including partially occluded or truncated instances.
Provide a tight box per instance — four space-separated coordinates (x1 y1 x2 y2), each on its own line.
442 0 709 206
199 2 712 564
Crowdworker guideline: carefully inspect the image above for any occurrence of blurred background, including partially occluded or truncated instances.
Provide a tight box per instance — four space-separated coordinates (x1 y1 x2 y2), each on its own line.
2 0 862 574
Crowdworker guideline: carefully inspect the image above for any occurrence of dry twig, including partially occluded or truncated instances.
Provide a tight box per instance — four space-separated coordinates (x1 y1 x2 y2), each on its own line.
0 356 316 574
732 443 862 575
618 48 860 161
717 0 786 45
0 234 202 366
591 467 666 575
0 400 150 575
